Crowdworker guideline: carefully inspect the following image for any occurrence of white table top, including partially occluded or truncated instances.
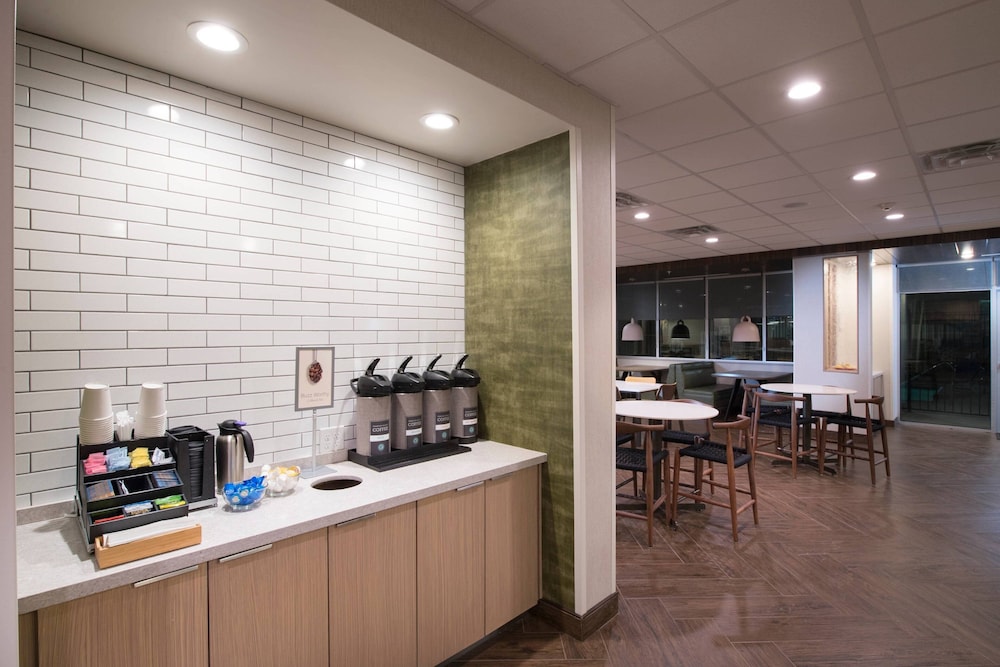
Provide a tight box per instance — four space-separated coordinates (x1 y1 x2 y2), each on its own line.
615 380 662 395
615 399 718 422
616 364 671 372
760 383 857 396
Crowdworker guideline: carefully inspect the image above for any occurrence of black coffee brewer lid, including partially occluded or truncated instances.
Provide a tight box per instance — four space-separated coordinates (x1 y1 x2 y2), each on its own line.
350 358 392 397
391 356 425 393
422 354 453 390
451 354 480 387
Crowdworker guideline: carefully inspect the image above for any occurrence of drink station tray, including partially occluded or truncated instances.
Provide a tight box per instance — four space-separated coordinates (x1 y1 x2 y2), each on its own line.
348 440 471 472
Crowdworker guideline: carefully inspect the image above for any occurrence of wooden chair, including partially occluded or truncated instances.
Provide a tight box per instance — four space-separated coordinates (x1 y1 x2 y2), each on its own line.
672 416 757 542
615 421 670 547
625 375 656 383
750 390 814 478
654 382 677 401
818 396 890 485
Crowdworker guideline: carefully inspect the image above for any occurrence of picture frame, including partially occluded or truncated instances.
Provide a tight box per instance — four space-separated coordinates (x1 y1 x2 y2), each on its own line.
294 346 335 411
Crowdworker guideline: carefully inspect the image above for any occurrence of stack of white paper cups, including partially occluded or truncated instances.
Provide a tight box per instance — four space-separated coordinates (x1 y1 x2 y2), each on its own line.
135 383 167 438
79 384 114 445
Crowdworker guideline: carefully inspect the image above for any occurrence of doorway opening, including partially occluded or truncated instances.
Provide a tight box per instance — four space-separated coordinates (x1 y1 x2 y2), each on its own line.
900 291 991 429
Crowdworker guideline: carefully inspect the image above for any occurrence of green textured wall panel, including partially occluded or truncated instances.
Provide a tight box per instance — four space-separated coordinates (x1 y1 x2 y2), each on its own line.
465 132 574 609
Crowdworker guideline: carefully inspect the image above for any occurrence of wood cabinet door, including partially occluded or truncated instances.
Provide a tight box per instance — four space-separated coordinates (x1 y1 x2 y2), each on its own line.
417 482 485 667
485 465 541 633
38 563 208 667
329 503 417 667
209 530 328 667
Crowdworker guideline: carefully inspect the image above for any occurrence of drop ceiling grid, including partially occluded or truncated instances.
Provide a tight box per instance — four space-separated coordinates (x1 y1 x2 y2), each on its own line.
445 0 1000 264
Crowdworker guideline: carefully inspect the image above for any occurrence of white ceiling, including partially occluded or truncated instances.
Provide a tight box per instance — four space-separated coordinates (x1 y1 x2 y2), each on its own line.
15 0 1000 267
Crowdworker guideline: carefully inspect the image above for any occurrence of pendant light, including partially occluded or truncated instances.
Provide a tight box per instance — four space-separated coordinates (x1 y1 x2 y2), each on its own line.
732 315 760 343
670 319 690 339
621 318 643 342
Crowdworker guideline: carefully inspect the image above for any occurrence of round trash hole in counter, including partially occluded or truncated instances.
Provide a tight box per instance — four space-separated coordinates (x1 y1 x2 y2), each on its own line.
311 476 362 491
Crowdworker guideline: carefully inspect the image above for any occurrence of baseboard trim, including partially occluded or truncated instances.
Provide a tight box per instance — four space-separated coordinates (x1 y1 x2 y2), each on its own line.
532 592 619 640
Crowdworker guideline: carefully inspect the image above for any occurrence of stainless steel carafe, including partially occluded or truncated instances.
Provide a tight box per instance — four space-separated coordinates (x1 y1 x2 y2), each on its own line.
391 356 424 449
351 358 392 457
216 419 255 491
422 355 452 445
450 355 481 444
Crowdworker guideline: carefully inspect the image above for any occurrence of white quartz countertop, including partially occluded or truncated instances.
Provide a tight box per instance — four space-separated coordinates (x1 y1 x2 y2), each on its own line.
17 440 546 614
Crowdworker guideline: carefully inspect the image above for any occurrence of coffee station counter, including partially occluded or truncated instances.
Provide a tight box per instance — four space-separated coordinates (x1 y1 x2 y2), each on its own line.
17 439 546 614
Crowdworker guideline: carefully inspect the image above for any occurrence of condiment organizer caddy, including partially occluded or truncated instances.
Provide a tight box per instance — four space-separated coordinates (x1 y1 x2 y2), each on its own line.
75 435 189 552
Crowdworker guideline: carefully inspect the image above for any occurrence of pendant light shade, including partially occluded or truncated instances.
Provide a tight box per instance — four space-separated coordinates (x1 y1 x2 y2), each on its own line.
670 319 690 339
621 318 643 342
732 315 760 343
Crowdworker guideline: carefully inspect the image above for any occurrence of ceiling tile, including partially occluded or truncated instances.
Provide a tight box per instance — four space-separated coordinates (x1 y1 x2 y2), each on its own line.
730 175 820 204
702 155 804 190
472 0 650 72
712 216 783 232
762 94 897 152
829 176 926 205
755 191 837 214
789 217 862 232
843 194 932 221
663 128 781 173
721 41 883 125
773 205 850 224
574 39 707 119
664 190 744 214
931 181 1000 205
936 195 1000 215
811 155 919 189
691 206 769 224
616 153 689 189
632 175 719 203
923 161 1000 190
617 92 748 150
664 0 861 85
790 129 908 172
616 132 653 162
906 106 1000 153
860 0 980 34
622 0 731 31
633 215 702 232
875 1 1000 87
895 62 1000 126
938 209 1000 227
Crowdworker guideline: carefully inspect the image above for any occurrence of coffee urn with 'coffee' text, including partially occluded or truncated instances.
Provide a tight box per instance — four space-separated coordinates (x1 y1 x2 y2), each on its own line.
421 355 452 445
390 356 424 449
350 358 392 457
450 355 480 444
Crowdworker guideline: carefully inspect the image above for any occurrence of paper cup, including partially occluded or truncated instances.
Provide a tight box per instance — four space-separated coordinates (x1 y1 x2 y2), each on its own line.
134 414 166 438
79 417 113 445
80 384 113 420
137 383 166 417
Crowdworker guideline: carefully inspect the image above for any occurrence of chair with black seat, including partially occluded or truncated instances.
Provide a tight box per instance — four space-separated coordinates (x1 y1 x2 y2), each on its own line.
658 398 714 500
750 390 814 478
819 396 890 485
615 420 670 547
671 415 757 542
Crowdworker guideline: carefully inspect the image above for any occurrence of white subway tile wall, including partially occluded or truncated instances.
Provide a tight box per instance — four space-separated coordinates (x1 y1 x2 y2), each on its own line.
14 32 466 508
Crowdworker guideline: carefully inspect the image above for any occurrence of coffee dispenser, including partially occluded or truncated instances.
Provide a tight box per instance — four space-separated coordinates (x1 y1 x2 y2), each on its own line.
450 355 481 444
390 356 424 449
350 358 392 457
421 355 453 445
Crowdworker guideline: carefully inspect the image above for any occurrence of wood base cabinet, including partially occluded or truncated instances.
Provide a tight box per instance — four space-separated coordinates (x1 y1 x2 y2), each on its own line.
209 530 328 667
36 563 208 667
329 503 417 667
485 466 540 633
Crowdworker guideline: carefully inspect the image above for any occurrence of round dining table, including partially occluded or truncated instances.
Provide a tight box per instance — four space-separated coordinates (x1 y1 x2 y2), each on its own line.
615 379 663 399
759 383 857 468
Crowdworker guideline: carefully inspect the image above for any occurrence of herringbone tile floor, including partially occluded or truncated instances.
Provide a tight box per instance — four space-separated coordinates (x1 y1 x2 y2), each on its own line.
452 421 1000 666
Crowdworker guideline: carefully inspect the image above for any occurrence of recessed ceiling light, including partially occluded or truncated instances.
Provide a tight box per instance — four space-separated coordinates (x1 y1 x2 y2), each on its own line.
634 211 650 220
421 113 458 130
885 213 904 220
787 80 821 100
705 237 719 244
852 170 877 181
187 22 248 53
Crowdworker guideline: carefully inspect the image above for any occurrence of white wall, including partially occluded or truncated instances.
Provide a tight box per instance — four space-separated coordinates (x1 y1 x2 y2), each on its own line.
793 254 873 412
872 263 896 418
13 31 466 507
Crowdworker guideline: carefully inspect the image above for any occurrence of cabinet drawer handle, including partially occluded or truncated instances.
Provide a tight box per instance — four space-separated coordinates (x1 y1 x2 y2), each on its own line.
218 543 273 563
456 481 484 492
335 513 376 527
133 565 199 588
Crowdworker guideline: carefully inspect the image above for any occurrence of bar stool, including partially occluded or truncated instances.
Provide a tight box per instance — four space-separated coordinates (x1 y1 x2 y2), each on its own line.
819 396 890 485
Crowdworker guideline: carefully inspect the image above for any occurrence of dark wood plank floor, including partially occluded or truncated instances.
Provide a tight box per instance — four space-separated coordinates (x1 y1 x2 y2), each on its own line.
450 421 1000 666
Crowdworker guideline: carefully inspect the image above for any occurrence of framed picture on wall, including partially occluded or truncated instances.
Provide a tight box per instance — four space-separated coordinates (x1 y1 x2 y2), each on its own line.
294 346 335 411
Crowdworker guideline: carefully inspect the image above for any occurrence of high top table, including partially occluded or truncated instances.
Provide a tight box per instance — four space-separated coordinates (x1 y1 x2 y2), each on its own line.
759 383 857 468
615 379 663 399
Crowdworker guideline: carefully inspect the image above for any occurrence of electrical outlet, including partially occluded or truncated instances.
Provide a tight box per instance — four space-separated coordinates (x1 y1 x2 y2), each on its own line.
319 427 335 453
319 426 346 453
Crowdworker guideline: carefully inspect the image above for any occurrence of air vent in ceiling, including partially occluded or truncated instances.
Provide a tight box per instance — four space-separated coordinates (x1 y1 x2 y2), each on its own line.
616 191 650 209
664 225 720 238
920 139 999 173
